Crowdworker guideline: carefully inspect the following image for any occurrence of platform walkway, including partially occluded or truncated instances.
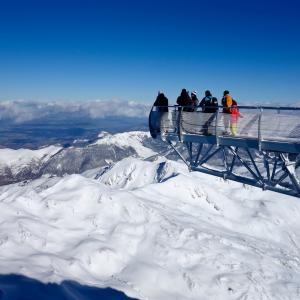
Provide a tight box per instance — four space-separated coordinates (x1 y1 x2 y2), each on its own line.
149 105 300 197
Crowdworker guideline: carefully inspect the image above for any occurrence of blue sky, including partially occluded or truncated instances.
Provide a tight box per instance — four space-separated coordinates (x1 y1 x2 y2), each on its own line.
0 0 299 104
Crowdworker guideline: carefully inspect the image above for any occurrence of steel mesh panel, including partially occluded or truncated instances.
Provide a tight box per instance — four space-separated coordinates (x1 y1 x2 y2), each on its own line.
160 110 179 134
217 110 260 138
150 106 300 145
261 112 300 142
181 111 216 134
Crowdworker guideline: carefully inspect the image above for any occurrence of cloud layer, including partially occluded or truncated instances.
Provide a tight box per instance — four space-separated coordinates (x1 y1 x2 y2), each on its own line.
0 100 150 123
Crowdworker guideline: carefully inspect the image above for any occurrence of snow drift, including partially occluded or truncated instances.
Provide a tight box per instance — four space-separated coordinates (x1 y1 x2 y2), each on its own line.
1 156 300 300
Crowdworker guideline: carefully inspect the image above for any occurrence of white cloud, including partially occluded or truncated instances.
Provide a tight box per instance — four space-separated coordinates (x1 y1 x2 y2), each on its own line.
0 100 150 123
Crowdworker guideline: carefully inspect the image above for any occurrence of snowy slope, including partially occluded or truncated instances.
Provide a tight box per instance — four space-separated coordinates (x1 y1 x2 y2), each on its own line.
0 131 162 186
93 131 156 158
0 146 63 185
0 146 61 174
1 157 300 300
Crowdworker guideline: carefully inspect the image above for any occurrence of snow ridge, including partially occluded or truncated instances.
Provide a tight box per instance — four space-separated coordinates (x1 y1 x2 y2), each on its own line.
93 131 155 158
0 131 161 186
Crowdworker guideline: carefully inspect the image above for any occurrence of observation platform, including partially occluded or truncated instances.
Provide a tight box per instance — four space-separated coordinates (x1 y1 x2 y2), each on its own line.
149 105 300 197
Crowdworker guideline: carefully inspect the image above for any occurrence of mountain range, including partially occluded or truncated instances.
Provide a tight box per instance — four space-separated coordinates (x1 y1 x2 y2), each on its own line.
0 130 300 299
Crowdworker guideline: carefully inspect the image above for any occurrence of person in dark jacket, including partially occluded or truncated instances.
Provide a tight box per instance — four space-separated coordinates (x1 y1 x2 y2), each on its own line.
153 91 168 112
199 90 218 113
150 91 169 138
177 89 192 111
199 90 218 135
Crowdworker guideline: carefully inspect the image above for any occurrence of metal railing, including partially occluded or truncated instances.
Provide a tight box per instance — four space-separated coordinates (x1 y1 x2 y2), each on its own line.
149 105 300 145
149 105 300 196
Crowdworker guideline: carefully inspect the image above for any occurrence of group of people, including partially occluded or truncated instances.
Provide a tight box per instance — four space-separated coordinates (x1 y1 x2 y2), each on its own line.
153 89 242 136
176 89 219 113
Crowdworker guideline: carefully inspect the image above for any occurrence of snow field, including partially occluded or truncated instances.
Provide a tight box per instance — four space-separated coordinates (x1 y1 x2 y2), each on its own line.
0 157 300 299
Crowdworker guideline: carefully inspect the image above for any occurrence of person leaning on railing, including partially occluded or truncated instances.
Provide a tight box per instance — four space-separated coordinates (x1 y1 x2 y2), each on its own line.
177 88 193 112
199 90 218 113
154 91 169 112
198 90 218 135
191 91 199 108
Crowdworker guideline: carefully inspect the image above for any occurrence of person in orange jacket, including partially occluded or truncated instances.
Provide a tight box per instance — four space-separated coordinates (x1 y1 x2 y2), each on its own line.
221 90 232 134
221 90 233 114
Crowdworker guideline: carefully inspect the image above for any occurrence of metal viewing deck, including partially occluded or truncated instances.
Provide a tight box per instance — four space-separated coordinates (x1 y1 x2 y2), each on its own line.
149 105 300 197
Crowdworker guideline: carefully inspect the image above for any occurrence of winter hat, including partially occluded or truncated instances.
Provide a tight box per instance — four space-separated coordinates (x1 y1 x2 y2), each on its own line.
191 91 197 95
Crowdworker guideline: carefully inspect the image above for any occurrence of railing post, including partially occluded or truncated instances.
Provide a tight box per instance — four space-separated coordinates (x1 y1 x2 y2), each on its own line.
258 107 263 151
215 109 219 147
177 106 182 142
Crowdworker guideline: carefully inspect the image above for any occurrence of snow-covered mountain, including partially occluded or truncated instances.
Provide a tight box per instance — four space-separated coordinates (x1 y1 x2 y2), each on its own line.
0 131 165 186
1 153 300 299
1 130 300 299
0 145 62 185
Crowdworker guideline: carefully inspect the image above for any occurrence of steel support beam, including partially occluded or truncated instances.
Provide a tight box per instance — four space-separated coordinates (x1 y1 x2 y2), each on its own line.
165 140 300 198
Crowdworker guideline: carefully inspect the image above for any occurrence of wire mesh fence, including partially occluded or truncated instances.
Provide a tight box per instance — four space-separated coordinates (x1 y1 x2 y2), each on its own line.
149 105 300 144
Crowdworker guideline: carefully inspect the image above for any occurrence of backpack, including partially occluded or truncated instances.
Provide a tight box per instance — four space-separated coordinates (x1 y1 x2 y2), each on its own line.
203 96 218 113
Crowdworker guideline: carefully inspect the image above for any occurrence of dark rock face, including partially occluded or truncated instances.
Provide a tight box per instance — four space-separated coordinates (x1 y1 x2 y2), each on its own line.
0 163 42 186
0 144 139 186
0 130 236 187
41 144 137 176
0 131 197 186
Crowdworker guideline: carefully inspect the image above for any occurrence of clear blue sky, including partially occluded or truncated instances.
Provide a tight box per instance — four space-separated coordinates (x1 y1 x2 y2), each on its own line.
0 0 300 104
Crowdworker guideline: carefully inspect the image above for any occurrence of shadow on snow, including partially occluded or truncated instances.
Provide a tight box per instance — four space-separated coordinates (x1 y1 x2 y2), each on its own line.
0 274 138 300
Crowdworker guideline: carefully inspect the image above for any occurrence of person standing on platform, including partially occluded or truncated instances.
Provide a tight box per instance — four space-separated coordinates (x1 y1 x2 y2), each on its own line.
199 90 218 113
230 100 243 136
153 91 168 112
199 90 218 135
177 89 192 111
191 91 199 110
221 90 233 134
